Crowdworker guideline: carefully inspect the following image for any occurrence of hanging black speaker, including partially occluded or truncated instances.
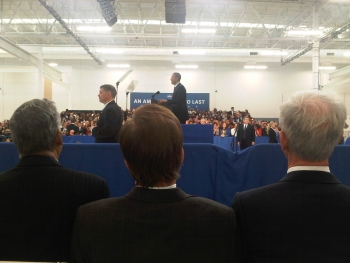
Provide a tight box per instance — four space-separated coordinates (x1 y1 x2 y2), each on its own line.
165 0 186 24
97 0 118 27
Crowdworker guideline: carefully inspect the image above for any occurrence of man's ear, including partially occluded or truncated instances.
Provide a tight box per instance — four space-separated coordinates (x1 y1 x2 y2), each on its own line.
55 130 63 146
181 148 184 164
280 130 288 154
54 130 63 157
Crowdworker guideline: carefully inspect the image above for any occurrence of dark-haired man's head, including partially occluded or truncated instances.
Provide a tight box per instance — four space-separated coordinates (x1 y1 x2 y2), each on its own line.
170 72 181 85
119 104 184 187
98 84 117 104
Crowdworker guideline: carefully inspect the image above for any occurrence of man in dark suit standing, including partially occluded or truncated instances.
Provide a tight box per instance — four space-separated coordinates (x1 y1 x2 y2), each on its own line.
158 72 189 124
66 118 79 135
0 99 110 262
232 90 349 263
236 116 255 150
268 122 278 143
72 104 240 263
92 84 122 143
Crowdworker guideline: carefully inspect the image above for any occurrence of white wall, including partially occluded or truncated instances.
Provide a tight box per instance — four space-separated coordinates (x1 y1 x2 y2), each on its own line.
1 61 346 120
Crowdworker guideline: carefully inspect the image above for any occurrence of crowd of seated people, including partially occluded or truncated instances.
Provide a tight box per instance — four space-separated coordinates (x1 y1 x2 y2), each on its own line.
0 120 11 142
0 107 281 141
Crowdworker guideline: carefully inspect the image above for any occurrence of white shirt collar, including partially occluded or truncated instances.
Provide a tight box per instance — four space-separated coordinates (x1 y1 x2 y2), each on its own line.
102 99 114 110
136 184 177 189
174 82 180 88
287 166 330 173
104 99 114 106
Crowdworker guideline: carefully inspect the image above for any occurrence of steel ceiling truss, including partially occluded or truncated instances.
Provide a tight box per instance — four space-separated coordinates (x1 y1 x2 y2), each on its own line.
0 0 349 50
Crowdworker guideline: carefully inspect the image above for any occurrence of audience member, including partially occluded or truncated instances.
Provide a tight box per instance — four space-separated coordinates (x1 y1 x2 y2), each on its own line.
71 104 240 263
236 116 255 150
232 90 349 262
0 98 110 262
268 122 278 143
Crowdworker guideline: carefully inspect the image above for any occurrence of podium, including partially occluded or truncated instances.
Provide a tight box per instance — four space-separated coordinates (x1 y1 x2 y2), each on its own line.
151 98 172 110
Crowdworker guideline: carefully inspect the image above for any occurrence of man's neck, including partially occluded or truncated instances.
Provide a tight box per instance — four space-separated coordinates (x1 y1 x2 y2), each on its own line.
21 151 59 161
104 99 114 105
287 153 329 169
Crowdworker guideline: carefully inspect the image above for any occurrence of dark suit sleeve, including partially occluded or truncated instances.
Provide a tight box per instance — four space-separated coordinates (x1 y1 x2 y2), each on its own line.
250 126 255 142
167 84 186 105
228 209 242 263
268 128 277 143
99 180 110 199
236 125 242 142
71 207 85 263
92 106 121 140
232 193 246 263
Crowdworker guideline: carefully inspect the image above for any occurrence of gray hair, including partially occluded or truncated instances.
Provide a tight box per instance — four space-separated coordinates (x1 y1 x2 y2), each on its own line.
10 99 61 155
279 90 346 161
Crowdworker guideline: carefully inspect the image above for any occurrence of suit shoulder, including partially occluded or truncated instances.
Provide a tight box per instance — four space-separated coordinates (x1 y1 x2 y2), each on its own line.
185 196 234 213
78 196 126 213
53 166 106 183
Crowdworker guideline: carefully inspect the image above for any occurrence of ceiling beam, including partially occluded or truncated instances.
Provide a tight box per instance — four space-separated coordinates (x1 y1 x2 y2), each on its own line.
38 0 103 65
0 36 62 80
329 65 350 80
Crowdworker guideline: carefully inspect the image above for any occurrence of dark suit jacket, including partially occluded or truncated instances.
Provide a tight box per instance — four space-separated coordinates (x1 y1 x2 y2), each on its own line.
67 123 79 135
0 155 110 262
268 127 278 143
72 187 240 263
167 83 189 123
232 170 350 263
92 100 122 143
236 124 255 145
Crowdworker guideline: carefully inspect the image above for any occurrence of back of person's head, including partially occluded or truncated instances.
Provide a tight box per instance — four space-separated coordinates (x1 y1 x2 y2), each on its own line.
100 84 117 98
10 98 60 156
119 104 183 187
279 90 346 161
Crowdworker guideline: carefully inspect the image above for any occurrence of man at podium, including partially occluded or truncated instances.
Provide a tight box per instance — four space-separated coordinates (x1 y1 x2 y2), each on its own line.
158 72 189 124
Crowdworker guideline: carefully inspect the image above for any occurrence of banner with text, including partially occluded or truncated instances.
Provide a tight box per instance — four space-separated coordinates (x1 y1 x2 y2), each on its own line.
130 93 210 111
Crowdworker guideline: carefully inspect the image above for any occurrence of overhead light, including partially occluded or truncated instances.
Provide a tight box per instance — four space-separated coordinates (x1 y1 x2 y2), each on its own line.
244 65 267 69
48 63 58 67
344 52 350 57
96 48 123 54
76 26 112 31
107 64 130 68
175 65 198 69
319 66 336 70
261 51 288 56
181 29 216 34
286 30 322 36
177 50 205 55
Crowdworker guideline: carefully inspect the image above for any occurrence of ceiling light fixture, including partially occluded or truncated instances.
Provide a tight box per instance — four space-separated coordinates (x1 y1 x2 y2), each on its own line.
319 66 336 70
344 52 350 57
48 63 58 67
261 51 288 56
175 65 198 69
177 50 205 55
244 65 267 69
96 48 123 54
107 64 130 68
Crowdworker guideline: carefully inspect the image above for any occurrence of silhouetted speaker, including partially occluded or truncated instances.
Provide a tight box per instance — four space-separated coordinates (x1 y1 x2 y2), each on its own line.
165 0 186 24
97 0 117 27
